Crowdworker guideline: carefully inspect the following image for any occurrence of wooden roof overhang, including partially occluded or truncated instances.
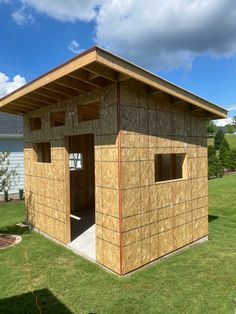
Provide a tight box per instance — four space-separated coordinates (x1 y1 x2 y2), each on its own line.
0 46 227 119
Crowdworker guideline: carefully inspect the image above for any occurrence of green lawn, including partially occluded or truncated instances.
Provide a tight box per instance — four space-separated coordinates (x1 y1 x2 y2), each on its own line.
1 175 236 313
225 134 236 150
208 134 236 150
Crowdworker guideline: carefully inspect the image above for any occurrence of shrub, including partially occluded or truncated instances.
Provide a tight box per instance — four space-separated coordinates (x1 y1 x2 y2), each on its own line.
214 129 225 150
226 124 235 134
208 154 224 178
207 120 217 136
208 145 216 158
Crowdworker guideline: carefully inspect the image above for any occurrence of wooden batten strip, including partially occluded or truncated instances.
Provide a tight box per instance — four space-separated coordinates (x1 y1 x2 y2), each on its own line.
117 82 123 275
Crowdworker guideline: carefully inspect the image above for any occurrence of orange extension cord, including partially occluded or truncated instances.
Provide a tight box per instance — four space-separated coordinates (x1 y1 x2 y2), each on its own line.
22 246 42 314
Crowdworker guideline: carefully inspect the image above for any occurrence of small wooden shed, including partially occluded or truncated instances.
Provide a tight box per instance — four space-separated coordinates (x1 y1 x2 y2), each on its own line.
0 47 227 275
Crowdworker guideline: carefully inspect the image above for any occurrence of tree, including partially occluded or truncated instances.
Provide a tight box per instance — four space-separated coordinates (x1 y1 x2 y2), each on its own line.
219 141 229 167
226 124 235 134
220 148 236 171
232 115 236 126
207 120 217 136
0 152 19 201
208 154 224 178
208 145 216 158
214 129 225 150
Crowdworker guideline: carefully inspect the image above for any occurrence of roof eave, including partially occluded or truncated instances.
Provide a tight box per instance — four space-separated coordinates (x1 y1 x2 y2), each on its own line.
0 46 227 119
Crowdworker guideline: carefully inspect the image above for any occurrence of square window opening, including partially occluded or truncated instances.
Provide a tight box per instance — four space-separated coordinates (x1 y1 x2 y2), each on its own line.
155 153 186 182
30 117 41 131
78 101 99 122
50 111 66 127
34 142 51 163
69 153 83 171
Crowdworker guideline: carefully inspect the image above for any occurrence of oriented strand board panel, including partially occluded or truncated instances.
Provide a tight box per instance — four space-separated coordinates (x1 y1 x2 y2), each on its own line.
119 80 208 274
24 77 209 275
24 84 121 274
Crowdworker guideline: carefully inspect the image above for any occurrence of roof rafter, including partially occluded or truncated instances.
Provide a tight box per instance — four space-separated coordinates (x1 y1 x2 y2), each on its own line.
35 88 68 101
55 76 94 93
84 62 118 82
44 82 80 97
25 92 57 105
68 69 105 88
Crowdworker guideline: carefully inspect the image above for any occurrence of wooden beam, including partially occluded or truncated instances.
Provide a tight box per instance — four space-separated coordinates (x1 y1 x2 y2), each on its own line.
26 92 57 104
148 87 164 95
1 104 27 114
172 99 187 105
191 107 208 117
55 76 94 93
88 72 99 80
68 69 105 88
118 73 130 81
0 108 23 115
35 88 68 101
44 82 79 97
11 101 40 111
84 62 118 82
18 96 50 107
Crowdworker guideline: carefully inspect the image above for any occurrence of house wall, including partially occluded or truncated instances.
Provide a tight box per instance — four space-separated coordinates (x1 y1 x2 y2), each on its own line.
23 84 121 274
0 138 24 195
119 80 208 274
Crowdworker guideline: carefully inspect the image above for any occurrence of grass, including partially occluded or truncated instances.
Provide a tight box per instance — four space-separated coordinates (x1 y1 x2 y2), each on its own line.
208 134 236 150
225 134 236 150
1 175 236 313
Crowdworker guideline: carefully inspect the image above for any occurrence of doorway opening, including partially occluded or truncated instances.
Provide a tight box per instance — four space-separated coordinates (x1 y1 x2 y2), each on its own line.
68 134 95 260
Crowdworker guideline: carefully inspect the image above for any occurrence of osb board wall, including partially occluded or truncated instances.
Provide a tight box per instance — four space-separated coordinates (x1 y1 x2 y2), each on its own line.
23 84 121 274
119 80 208 274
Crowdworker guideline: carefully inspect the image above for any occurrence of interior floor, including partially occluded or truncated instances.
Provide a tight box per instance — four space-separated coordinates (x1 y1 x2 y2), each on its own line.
68 210 96 261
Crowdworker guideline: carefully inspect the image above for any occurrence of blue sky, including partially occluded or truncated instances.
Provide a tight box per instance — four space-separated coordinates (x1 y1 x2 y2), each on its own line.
1 0 236 123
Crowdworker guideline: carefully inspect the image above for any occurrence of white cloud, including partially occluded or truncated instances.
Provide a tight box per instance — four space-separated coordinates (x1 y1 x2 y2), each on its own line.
215 118 234 127
68 40 82 54
17 0 105 22
11 7 34 25
6 0 236 70
95 0 236 70
0 73 26 98
227 104 236 111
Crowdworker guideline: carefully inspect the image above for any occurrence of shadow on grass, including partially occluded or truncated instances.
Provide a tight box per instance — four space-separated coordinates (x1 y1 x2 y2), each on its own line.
0 288 73 314
0 224 31 236
208 215 218 223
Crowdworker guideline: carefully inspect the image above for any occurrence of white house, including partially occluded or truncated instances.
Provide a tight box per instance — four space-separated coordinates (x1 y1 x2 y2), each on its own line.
0 112 24 198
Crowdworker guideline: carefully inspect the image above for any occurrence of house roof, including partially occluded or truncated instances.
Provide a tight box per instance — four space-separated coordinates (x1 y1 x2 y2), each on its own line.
0 112 23 135
0 46 227 119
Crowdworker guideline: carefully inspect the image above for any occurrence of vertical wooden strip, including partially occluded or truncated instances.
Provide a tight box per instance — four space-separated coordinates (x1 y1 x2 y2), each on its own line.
64 136 71 243
117 82 123 275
